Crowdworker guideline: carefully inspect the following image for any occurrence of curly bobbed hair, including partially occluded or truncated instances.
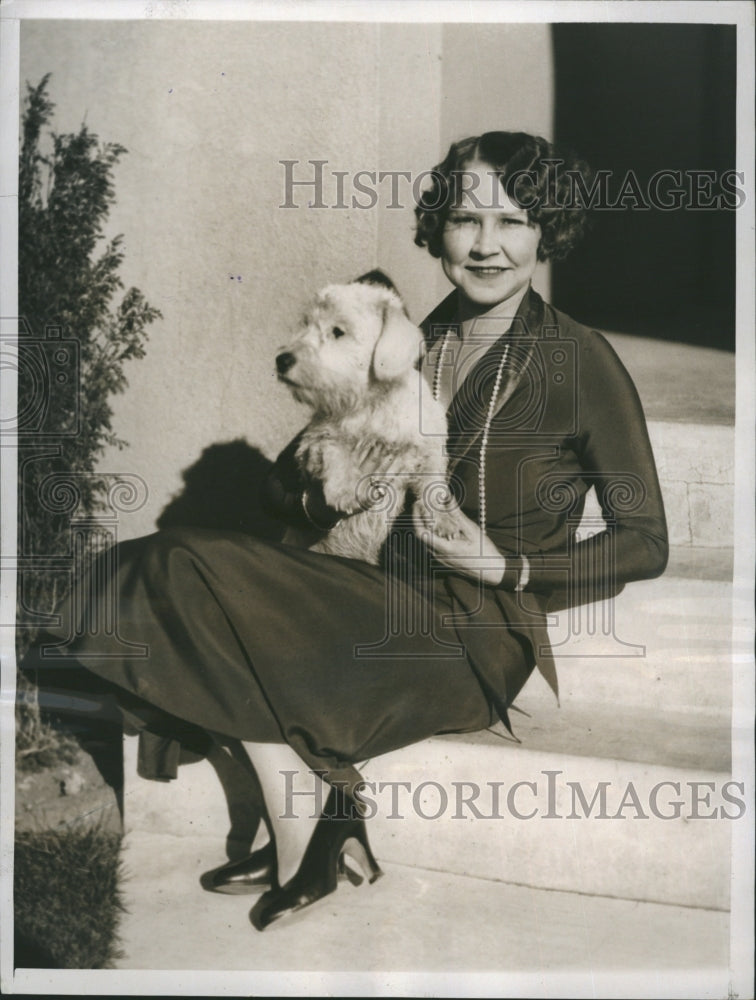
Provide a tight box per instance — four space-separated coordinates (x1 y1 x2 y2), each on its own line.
414 131 592 262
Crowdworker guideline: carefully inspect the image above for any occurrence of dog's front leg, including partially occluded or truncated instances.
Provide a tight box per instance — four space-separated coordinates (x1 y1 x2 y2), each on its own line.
412 492 463 540
411 444 464 541
315 440 367 515
297 438 358 514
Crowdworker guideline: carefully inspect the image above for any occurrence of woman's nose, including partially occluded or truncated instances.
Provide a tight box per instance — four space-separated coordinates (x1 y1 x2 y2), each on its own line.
470 220 499 257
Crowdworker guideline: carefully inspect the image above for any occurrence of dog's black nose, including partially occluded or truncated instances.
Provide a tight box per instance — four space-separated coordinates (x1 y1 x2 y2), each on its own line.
276 352 295 375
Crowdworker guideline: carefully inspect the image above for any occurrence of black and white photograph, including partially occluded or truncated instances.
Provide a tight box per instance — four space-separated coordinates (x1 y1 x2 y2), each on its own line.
0 1 753 996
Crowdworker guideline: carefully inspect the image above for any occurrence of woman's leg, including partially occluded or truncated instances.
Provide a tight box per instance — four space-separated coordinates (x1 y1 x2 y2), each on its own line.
241 741 329 886
203 738 379 904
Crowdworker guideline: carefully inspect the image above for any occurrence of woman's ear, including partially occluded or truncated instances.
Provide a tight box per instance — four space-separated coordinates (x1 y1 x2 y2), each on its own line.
372 297 422 381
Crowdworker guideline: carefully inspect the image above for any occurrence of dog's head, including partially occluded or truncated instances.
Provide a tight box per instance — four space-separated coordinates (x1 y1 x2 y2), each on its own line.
276 276 422 414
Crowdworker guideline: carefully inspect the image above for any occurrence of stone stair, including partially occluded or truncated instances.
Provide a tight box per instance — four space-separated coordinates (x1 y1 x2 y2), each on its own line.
119 569 738 905
114 565 738 975
604 330 735 561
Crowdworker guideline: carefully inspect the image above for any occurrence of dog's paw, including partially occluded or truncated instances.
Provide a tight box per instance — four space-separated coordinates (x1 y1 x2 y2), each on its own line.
321 477 361 515
432 508 465 540
296 440 329 479
413 498 463 539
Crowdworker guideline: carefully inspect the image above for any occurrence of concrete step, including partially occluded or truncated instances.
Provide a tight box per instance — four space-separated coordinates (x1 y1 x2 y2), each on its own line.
580 416 734 552
526 574 735 718
115 829 730 989
603 332 734 429
653 444 733 550
466 697 730 772
359 738 732 911
664 545 732 581
577 325 736 554
123 724 734 912
120 571 740 913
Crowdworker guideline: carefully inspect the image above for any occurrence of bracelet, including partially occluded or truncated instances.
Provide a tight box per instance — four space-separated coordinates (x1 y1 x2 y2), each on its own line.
515 554 531 592
301 488 342 531
499 556 522 590
498 554 530 591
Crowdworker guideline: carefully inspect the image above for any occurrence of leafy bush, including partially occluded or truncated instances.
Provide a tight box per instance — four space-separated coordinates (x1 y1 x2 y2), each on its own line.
17 73 161 662
16 75 160 766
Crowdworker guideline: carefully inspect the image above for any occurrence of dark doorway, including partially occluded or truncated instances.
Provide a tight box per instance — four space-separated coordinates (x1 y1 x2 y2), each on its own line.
551 23 736 351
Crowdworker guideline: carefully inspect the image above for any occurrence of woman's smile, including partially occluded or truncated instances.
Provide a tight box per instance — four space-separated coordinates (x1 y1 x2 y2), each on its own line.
440 160 541 311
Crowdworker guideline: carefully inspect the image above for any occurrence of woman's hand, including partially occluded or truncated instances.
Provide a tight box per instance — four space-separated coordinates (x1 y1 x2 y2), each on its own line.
412 506 507 586
301 479 345 529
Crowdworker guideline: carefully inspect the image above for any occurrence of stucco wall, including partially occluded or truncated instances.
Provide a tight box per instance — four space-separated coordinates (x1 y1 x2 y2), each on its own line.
20 19 553 540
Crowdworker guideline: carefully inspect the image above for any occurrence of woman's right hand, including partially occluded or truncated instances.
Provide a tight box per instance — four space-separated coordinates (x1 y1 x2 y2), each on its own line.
412 506 508 586
300 479 345 529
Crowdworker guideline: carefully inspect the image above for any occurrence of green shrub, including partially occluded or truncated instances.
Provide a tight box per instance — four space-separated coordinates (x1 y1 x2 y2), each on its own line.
17 73 161 662
16 74 160 766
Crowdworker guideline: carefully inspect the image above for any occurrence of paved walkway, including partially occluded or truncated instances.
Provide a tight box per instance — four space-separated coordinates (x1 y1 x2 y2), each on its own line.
117 830 730 983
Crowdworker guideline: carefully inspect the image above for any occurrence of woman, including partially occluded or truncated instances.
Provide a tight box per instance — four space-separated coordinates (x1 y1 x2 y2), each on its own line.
22 131 668 931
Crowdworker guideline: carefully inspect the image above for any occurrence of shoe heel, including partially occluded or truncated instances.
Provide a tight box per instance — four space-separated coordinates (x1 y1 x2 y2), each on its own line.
342 835 383 884
249 788 382 930
338 852 365 887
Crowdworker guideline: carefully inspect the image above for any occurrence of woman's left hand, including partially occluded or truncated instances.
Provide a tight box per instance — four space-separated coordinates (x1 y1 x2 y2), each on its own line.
412 507 507 586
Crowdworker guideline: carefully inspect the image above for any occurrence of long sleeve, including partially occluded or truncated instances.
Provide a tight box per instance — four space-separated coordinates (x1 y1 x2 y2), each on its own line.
261 431 345 533
260 432 312 530
521 329 668 598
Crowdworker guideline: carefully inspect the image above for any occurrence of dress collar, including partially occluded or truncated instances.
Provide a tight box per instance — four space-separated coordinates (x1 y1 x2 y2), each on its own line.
422 283 545 346
422 286 546 471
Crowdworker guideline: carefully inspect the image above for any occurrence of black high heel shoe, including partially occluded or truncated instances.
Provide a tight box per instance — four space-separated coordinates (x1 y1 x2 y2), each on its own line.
200 836 364 895
200 841 276 894
249 786 383 931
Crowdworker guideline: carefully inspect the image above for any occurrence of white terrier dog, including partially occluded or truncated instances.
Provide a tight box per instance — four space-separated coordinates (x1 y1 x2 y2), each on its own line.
276 272 460 565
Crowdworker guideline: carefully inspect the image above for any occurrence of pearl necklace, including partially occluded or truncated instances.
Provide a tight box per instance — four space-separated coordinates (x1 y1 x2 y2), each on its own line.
432 328 451 403
432 329 511 531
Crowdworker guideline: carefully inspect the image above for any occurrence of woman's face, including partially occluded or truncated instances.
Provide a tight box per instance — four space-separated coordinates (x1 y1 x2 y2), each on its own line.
440 160 542 311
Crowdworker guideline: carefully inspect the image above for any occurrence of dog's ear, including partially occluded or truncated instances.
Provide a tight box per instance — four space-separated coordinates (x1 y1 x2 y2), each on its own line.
372 297 422 381
353 270 399 295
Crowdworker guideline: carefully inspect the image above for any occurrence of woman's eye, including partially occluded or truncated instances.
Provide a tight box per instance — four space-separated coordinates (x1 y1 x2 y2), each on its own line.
448 214 477 226
332 326 346 339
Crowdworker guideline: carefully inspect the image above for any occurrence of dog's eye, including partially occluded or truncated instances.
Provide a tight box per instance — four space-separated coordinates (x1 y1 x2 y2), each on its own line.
332 327 346 339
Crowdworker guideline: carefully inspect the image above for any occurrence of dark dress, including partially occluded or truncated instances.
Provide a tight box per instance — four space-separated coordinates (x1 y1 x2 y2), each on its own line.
22 287 668 799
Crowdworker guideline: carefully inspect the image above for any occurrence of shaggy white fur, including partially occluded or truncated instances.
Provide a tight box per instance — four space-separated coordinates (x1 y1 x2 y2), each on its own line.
276 279 461 565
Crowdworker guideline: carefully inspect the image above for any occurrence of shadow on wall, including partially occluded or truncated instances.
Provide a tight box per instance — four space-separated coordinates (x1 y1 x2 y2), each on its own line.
157 439 285 542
